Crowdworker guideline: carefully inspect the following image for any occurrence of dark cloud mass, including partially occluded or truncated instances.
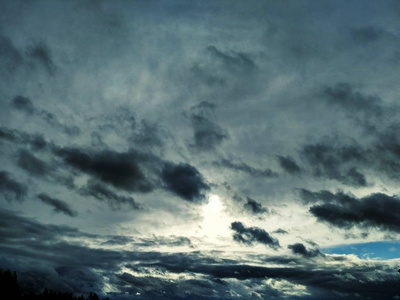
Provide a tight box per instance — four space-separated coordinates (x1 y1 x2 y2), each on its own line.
303 189 400 232
230 221 280 249
55 147 155 193
161 163 209 202
288 243 323 258
37 193 77 217
1 1 400 299
277 155 301 174
244 197 267 215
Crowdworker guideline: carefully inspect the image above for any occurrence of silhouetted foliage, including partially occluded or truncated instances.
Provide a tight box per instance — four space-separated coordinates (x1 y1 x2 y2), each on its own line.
0 269 21 298
0 269 110 300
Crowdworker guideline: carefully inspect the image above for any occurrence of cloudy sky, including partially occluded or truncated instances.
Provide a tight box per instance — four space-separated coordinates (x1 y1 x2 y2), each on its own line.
1 0 400 299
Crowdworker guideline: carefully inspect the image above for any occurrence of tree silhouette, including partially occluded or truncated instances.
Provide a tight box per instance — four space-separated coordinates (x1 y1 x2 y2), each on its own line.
0 269 111 300
0 269 21 298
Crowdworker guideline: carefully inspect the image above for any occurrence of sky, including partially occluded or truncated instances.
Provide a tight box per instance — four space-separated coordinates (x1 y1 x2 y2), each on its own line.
1 0 400 299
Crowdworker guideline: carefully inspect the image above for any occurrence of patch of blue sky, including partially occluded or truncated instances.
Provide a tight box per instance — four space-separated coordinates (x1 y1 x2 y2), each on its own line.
323 241 400 260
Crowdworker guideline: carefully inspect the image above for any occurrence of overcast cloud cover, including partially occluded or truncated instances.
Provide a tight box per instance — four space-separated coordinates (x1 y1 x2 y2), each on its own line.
1 0 400 299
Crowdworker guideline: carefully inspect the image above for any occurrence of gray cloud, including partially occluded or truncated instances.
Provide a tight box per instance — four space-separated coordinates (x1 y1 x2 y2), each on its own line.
215 159 277 178
0 35 22 71
26 41 56 76
11 95 35 114
322 82 386 131
190 114 228 151
0 171 27 202
301 141 367 187
276 155 301 174
37 193 77 217
80 180 143 211
16 149 49 177
351 26 389 44
188 102 228 151
10 96 80 136
244 197 268 215
230 221 280 249
0 127 47 151
273 229 288 234
288 243 323 259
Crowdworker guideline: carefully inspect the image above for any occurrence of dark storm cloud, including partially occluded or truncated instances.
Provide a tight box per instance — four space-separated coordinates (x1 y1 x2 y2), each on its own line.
288 243 323 259
161 162 209 202
37 193 77 217
303 189 400 233
55 147 156 193
80 181 143 211
276 155 301 174
230 221 280 249
16 149 49 176
215 159 277 178
244 197 267 215
0 171 27 202
301 141 367 186
26 42 56 76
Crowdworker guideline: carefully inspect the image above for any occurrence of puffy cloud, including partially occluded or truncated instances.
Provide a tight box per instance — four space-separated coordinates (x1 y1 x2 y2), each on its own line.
161 162 209 202
303 189 400 233
230 221 280 249
244 197 268 215
288 243 323 258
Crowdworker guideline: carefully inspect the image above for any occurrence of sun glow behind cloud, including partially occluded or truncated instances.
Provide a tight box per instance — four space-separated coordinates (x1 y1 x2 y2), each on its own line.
202 194 230 240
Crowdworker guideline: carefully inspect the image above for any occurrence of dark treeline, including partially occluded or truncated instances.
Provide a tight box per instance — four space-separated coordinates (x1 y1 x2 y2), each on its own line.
0 269 110 300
